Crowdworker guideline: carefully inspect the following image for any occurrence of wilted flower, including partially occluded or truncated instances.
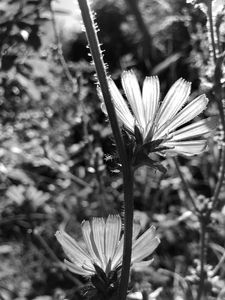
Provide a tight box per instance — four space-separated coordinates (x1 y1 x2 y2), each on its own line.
103 70 217 157
56 215 159 277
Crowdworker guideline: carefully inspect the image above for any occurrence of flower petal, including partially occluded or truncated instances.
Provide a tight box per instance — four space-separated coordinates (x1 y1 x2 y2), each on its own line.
132 258 154 269
55 231 91 265
91 217 106 269
111 221 141 270
154 94 209 139
105 215 121 262
156 78 191 127
132 237 160 263
108 79 135 132
133 222 141 240
64 259 94 276
171 116 218 141
81 220 101 266
142 76 160 124
122 70 146 128
162 140 208 156
132 226 160 263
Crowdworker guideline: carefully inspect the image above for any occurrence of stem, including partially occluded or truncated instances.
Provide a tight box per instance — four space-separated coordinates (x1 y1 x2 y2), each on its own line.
124 0 157 67
207 1 225 209
211 247 225 276
213 143 225 208
173 157 198 212
207 1 217 64
142 291 149 300
197 219 207 300
77 1 134 299
211 59 225 210
49 0 77 92
119 169 134 299
77 0 126 167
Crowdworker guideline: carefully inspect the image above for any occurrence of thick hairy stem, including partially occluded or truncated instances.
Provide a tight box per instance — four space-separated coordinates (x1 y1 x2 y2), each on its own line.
77 1 134 299
118 168 134 299
197 220 207 300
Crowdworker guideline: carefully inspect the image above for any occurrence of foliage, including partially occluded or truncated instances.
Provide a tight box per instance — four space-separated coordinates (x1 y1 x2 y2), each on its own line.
0 0 225 299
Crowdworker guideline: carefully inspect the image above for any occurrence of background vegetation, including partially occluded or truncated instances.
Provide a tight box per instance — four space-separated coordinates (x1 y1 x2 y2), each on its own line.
0 0 224 299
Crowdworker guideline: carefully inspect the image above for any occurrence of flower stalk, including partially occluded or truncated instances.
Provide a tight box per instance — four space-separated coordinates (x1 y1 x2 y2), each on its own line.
197 2 225 299
197 217 207 300
77 1 134 299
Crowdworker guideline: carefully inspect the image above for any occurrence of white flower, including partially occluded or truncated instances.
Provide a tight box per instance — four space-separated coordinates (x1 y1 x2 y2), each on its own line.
56 215 160 277
104 70 217 156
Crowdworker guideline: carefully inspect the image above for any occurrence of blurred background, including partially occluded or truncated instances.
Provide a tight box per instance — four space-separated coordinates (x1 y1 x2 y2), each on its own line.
0 0 225 299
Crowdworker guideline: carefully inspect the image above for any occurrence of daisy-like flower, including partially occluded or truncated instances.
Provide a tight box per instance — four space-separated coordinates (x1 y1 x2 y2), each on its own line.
56 215 160 277
103 70 217 157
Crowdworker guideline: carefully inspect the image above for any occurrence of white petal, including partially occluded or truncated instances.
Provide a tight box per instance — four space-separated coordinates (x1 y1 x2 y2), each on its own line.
132 237 160 263
105 215 121 262
81 220 101 265
111 235 124 270
163 140 208 156
133 222 141 240
142 76 160 124
154 94 209 139
108 79 134 132
171 116 218 141
122 70 146 128
111 221 142 270
64 259 93 276
91 218 106 270
132 226 160 263
156 78 191 126
55 231 91 265
132 258 154 269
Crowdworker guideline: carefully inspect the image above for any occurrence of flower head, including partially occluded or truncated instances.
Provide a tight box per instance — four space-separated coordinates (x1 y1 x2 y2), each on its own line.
103 70 217 157
56 215 160 277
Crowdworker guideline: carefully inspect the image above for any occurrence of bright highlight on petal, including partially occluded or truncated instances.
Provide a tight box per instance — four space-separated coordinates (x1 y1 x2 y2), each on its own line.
56 215 160 278
156 78 191 127
171 116 218 141
108 79 134 133
101 70 218 157
142 76 160 125
122 70 146 129
163 140 208 156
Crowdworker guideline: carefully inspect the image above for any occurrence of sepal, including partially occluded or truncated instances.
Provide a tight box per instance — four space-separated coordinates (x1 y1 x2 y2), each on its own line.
133 151 167 174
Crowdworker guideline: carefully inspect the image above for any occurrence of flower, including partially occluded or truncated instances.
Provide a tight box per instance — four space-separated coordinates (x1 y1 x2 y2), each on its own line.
55 215 160 277
103 70 217 156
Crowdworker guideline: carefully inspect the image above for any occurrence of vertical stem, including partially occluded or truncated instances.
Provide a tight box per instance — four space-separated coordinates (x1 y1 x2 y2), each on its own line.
119 169 134 299
207 1 217 64
197 219 206 300
77 1 134 299
77 0 126 165
173 157 198 212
